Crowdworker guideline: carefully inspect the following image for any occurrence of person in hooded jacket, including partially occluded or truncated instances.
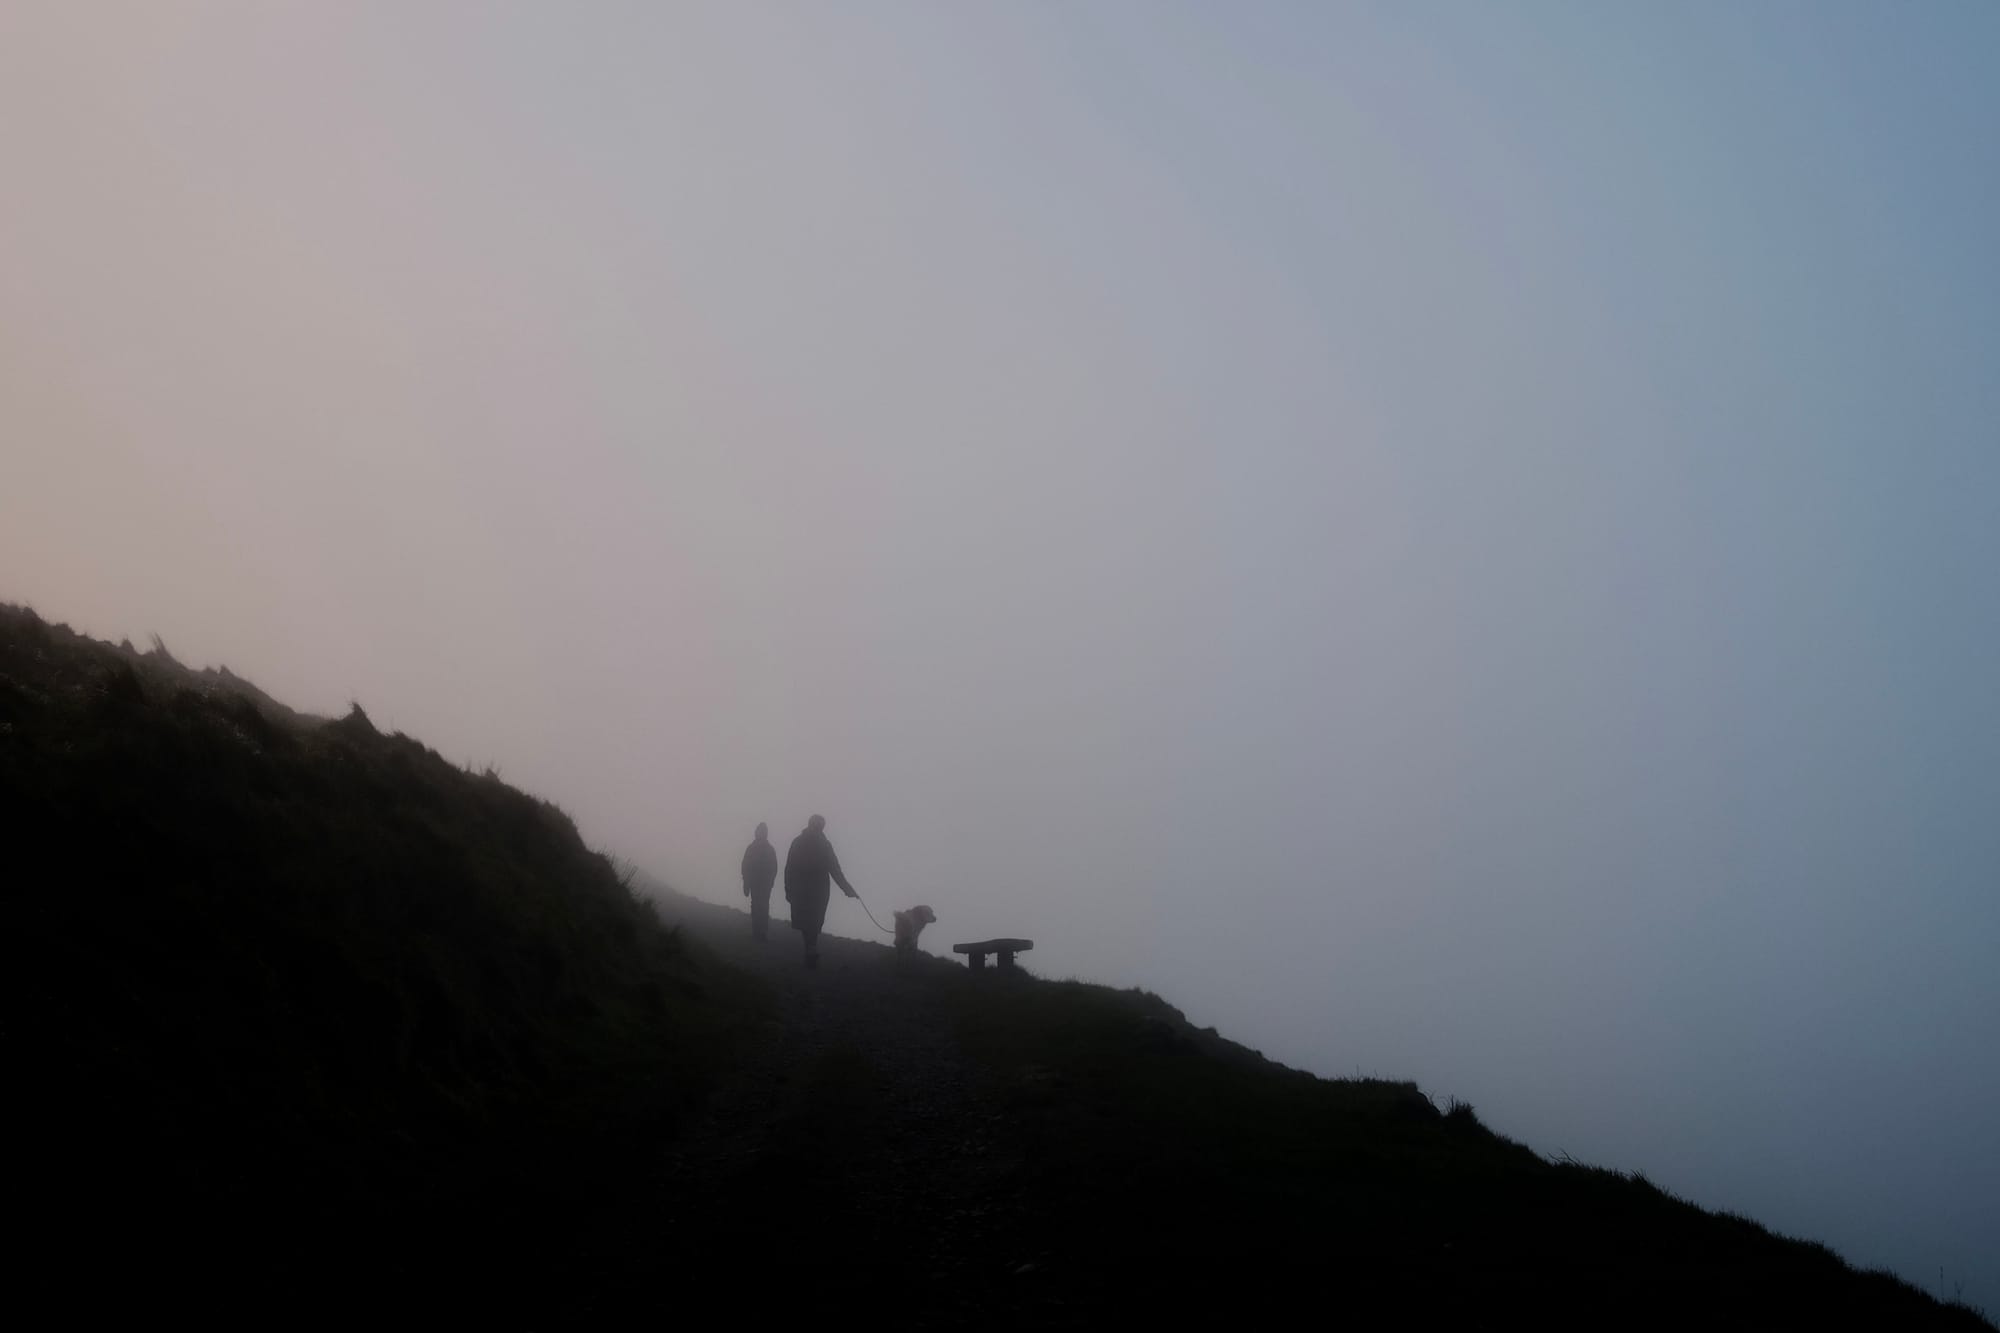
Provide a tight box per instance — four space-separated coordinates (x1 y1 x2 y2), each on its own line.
784 814 856 969
740 822 778 940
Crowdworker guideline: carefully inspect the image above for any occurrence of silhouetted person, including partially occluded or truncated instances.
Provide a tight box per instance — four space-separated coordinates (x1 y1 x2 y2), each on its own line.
741 822 778 941
784 814 856 969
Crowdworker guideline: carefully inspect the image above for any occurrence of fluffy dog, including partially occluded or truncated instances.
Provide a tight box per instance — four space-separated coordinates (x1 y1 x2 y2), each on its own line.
892 905 936 952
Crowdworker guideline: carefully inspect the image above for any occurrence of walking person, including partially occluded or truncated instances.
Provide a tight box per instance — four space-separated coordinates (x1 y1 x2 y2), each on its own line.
740 822 778 941
783 814 857 969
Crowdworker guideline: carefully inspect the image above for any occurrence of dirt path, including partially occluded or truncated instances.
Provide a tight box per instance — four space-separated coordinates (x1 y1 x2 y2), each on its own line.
579 892 1058 1327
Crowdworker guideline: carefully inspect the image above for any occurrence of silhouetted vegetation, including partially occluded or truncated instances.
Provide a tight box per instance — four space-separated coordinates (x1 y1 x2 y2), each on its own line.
0 605 753 1319
3 603 1987 1328
939 973 1992 1327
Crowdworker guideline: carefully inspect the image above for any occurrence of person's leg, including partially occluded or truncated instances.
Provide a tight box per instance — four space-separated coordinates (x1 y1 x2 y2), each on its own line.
800 887 826 967
750 889 769 939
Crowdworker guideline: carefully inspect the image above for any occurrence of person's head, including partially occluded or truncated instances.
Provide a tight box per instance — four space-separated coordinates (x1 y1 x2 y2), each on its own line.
807 814 826 833
754 822 768 841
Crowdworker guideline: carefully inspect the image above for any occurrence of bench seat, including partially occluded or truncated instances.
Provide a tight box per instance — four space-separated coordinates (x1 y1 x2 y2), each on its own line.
952 938 1033 972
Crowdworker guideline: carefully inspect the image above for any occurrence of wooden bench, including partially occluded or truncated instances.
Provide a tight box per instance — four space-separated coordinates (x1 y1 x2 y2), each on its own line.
953 938 1033 972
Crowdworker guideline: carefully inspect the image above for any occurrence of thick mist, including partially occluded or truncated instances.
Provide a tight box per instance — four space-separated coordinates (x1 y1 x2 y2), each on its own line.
3 3 1994 1307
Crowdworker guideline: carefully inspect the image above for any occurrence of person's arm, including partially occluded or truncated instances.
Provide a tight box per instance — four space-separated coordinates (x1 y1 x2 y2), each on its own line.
741 845 753 895
828 847 857 897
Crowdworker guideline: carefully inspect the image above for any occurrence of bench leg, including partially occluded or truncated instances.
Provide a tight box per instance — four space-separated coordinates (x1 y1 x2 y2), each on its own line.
997 950 1015 972
967 952 986 970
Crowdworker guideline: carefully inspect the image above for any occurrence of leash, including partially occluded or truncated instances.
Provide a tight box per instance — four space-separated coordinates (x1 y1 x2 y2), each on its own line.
849 889 897 936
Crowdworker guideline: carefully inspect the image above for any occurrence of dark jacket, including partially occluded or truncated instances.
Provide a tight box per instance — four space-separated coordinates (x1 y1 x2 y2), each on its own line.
741 836 777 896
783 828 853 906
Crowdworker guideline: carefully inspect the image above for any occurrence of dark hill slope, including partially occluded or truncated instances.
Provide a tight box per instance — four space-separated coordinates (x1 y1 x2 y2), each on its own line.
1 603 1986 1329
0 605 751 1319
645 892 1992 1330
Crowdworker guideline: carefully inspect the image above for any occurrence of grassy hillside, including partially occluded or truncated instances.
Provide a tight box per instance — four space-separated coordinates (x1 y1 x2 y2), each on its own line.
2 602 1987 1328
650 891 1993 1330
941 975 1991 1327
0 605 753 1318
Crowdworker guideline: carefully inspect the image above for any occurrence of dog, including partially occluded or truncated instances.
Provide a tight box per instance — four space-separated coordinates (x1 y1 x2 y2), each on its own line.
892 905 936 952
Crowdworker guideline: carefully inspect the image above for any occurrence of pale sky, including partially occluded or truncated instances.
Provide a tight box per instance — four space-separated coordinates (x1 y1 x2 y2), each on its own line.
4 2 1995 1307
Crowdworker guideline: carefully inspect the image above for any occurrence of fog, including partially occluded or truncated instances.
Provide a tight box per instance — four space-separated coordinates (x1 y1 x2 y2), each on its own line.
4 2 1995 1307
